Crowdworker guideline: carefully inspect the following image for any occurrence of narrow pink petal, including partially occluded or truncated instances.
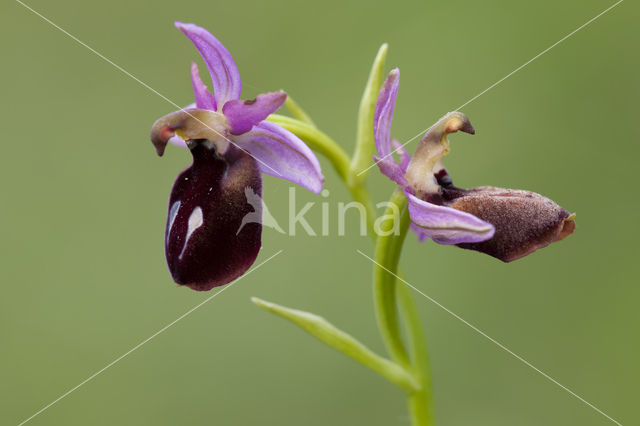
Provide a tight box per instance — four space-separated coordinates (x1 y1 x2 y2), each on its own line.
175 22 241 108
233 121 324 193
374 69 399 158
405 190 495 245
391 139 410 172
374 156 408 188
222 92 287 135
190 62 217 111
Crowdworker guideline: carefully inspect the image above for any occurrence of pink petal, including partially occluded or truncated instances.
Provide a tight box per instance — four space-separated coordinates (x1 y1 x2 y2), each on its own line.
190 62 217 111
233 121 324 193
373 69 399 158
374 156 408 188
175 22 242 109
405 190 495 245
391 139 410 172
222 92 287 135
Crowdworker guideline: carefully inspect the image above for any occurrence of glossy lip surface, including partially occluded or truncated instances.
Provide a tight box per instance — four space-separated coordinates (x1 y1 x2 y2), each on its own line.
165 143 262 291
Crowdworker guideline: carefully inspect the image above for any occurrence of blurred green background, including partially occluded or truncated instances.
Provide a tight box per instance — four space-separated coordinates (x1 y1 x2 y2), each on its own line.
1 0 638 425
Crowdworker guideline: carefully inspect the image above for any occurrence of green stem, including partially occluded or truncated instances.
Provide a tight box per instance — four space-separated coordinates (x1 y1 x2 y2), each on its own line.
374 190 433 426
268 114 377 234
373 190 411 368
349 181 377 236
270 107 433 425
398 283 433 425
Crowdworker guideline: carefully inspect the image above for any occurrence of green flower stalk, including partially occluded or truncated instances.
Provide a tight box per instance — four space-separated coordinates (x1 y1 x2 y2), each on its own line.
373 191 433 425
255 42 575 426
258 46 438 425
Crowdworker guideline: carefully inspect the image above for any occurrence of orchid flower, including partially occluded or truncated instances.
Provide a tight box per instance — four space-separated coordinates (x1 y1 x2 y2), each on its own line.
150 22 323 291
373 69 575 262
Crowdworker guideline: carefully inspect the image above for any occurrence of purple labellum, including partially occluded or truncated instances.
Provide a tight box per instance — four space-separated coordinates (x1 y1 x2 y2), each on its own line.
165 143 262 291
150 23 323 290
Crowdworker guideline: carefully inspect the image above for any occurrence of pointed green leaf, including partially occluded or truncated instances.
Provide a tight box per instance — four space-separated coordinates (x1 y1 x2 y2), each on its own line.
252 297 419 393
349 43 388 186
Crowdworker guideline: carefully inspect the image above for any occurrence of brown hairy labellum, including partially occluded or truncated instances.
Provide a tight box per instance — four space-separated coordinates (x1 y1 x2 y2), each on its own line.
440 185 575 262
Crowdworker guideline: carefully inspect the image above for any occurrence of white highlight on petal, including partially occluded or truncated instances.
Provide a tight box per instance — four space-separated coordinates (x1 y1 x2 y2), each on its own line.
179 206 204 259
166 201 181 245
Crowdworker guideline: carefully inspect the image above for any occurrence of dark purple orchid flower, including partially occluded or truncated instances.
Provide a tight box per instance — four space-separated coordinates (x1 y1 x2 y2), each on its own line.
373 69 575 262
150 22 323 291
